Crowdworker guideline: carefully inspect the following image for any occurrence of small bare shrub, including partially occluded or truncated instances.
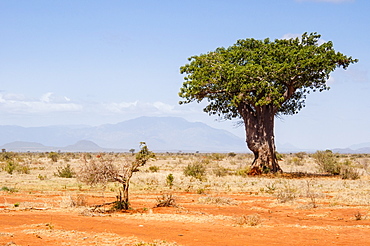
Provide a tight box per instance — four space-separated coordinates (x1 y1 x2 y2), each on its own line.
62 194 87 208
198 196 238 206
340 165 360 180
353 211 367 221
275 181 297 203
264 182 277 194
78 142 155 210
155 193 177 207
305 179 318 208
234 214 261 226
72 194 87 207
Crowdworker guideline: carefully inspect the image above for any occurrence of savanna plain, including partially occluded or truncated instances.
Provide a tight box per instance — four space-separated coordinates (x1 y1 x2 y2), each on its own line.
1 151 370 246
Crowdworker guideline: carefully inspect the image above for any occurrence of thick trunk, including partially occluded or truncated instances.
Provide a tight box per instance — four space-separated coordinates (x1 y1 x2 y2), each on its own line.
115 182 130 210
238 104 282 173
122 182 129 209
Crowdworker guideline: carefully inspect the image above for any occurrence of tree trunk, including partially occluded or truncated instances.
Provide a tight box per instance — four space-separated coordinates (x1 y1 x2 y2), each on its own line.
238 104 282 173
122 182 129 209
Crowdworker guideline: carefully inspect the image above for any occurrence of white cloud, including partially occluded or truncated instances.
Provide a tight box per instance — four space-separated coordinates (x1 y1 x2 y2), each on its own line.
103 101 176 115
0 92 82 113
40 92 53 103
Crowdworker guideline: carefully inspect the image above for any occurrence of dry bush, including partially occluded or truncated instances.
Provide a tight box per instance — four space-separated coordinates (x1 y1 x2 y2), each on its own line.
312 150 341 175
155 193 177 207
198 196 238 206
354 211 367 221
78 143 155 210
212 164 230 177
183 160 207 181
61 194 87 208
275 180 297 203
340 165 360 180
234 214 261 226
54 164 75 178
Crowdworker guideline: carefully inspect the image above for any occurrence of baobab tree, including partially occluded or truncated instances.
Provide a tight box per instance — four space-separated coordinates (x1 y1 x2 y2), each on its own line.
179 32 357 173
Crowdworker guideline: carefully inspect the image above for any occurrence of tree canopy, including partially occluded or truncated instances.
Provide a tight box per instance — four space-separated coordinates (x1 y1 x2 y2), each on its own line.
179 32 358 119
179 32 357 173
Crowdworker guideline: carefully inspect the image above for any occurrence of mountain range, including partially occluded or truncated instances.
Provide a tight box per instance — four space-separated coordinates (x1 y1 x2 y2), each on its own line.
0 116 368 153
0 117 247 152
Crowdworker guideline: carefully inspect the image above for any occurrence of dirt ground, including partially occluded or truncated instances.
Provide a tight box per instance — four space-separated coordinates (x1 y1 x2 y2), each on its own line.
1 190 370 246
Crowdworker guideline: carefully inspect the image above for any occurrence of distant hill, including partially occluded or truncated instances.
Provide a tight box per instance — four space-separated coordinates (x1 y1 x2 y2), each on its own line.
0 117 248 152
61 140 107 152
0 117 367 153
0 140 109 152
332 146 370 154
89 116 247 152
0 141 53 152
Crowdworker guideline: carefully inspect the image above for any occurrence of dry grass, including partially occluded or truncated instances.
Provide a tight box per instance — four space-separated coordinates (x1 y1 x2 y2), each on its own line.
1 152 370 208
234 214 262 226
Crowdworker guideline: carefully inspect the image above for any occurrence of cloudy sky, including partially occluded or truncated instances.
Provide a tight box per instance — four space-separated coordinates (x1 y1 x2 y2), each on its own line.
0 0 369 150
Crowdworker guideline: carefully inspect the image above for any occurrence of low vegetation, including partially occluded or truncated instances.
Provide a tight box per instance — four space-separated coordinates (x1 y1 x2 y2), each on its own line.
1 150 370 245
0 150 370 209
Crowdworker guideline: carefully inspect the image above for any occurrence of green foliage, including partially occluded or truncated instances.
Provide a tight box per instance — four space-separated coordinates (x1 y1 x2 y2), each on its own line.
275 152 284 161
16 164 30 174
228 152 237 157
0 155 30 174
312 150 341 175
48 152 59 162
1 186 18 193
0 152 15 161
183 161 207 181
312 151 360 179
235 166 251 177
3 160 17 174
112 199 130 211
295 152 307 160
179 32 357 119
213 164 229 177
149 165 159 172
54 164 75 178
135 142 156 167
129 149 135 155
38 174 47 180
288 157 304 166
166 173 174 188
264 182 277 194
210 153 224 161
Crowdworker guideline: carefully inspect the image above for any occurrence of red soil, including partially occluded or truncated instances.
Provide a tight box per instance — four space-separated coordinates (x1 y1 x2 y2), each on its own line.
1 191 370 246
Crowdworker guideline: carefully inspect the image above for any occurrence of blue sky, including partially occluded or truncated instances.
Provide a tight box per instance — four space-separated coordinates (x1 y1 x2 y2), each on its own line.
0 0 369 150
